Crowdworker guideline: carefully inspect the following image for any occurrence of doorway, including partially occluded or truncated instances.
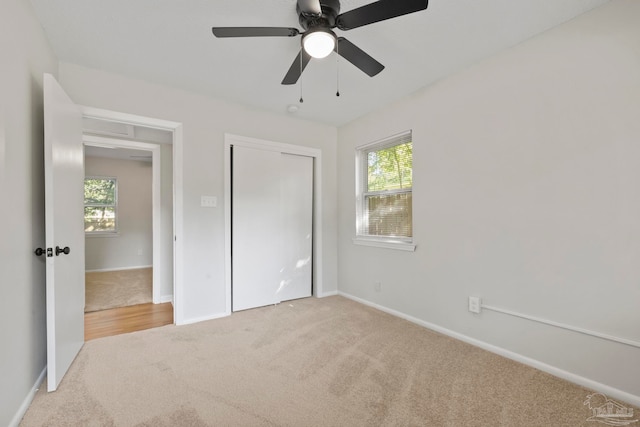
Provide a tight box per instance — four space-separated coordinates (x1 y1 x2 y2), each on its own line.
80 114 178 338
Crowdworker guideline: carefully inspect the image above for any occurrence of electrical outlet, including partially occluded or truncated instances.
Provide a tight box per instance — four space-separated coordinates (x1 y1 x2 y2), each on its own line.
374 281 382 292
468 296 481 314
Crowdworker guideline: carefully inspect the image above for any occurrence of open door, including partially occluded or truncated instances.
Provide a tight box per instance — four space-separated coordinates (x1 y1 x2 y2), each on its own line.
43 73 85 391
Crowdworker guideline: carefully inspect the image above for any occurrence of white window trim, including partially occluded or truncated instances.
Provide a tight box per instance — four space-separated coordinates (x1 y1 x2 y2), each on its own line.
354 130 415 252
86 232 121 238
84 175 118 235
352 236 416 251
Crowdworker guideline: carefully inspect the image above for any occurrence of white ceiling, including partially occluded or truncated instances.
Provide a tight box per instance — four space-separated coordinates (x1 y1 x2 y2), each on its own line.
30 0 610 126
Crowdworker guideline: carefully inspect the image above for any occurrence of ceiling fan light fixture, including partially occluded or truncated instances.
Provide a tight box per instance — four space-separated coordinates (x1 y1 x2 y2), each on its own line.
302 29 336 59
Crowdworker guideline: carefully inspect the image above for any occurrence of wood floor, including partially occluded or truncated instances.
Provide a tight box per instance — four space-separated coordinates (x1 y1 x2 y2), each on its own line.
85 302 173 341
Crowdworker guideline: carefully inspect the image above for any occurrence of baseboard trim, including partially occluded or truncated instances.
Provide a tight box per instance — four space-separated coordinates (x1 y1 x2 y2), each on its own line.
85 265 152 273
159 295 173 304
317 290 338 298
338 291 640 408
177 311 230 326
10 367 47 427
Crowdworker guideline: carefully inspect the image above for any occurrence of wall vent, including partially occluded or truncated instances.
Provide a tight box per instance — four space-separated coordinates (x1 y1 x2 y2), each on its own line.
83 117 135 138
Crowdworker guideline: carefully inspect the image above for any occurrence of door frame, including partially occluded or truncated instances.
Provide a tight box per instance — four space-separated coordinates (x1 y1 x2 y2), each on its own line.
224 133 324 315
83 135 163 303
81 106 185 323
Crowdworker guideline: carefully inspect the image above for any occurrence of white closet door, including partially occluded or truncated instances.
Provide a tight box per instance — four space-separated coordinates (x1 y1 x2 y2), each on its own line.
277 153 313 302
232 146 313 312
232 146 281 311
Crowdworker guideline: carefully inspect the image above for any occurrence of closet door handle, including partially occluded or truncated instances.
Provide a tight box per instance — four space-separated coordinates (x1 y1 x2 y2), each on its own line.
55 246 71 256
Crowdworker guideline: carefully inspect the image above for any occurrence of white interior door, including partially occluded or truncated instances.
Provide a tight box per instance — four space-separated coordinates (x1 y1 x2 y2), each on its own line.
232 146 281 311
232 146 313 311
43 73 85 391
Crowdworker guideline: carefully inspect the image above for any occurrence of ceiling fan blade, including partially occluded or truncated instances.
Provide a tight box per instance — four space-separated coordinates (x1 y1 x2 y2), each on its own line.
336 0 428 31
282 49 312 85
297 0 322 16
337 37 384 77
212 27 300 38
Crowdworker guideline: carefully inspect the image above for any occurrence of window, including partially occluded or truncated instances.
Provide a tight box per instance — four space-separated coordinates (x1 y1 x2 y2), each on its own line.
355 131 413 249
84 177 117 233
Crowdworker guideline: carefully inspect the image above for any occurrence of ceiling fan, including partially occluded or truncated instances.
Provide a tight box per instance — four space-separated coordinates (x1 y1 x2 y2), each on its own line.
212 0 429 85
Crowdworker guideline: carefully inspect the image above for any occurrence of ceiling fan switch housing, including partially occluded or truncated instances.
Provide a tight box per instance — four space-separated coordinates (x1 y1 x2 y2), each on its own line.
297 0 341 30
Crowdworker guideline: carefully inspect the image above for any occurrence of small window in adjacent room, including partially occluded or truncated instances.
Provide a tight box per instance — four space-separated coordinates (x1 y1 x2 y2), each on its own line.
355 130 414 250
84 177 118 233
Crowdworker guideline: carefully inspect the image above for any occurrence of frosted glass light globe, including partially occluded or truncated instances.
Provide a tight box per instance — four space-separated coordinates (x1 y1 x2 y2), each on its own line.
303 31 336 59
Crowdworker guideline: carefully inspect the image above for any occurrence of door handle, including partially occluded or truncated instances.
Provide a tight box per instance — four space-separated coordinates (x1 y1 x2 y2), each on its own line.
55 246 71 256
35 247 54 257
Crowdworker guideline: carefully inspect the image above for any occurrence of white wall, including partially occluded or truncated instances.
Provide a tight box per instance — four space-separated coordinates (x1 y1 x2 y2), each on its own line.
59 63 339 323
337 0 640 402
0 0 58 425
84 156 153 271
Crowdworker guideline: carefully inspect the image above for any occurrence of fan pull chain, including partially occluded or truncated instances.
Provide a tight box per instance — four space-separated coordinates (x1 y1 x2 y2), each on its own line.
299 51 304 103
336 42 340 97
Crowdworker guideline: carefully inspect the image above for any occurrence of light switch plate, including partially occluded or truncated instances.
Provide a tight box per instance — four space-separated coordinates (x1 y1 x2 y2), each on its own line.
201 196 217 208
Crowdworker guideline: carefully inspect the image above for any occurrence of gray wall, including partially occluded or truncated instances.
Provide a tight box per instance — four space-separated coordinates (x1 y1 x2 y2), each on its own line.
84 156 153 271
337 0 640 401
0 0 58 425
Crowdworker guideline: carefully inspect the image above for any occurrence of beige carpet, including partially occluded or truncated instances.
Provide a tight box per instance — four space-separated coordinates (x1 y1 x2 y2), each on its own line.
21 296 637 426
85 268 152 312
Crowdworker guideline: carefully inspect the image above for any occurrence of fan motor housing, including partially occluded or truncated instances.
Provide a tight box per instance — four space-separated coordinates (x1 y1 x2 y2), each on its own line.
297 0 341 30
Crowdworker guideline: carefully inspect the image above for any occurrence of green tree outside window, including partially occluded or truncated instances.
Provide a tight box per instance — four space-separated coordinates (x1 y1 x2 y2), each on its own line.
84 177 117 232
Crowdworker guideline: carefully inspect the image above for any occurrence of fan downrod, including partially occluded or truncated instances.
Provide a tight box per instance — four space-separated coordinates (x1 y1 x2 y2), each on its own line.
297 0 341 30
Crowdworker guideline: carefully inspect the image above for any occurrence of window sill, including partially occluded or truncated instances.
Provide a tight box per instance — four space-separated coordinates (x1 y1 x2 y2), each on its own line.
352 237 416 252
86 232 120 238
